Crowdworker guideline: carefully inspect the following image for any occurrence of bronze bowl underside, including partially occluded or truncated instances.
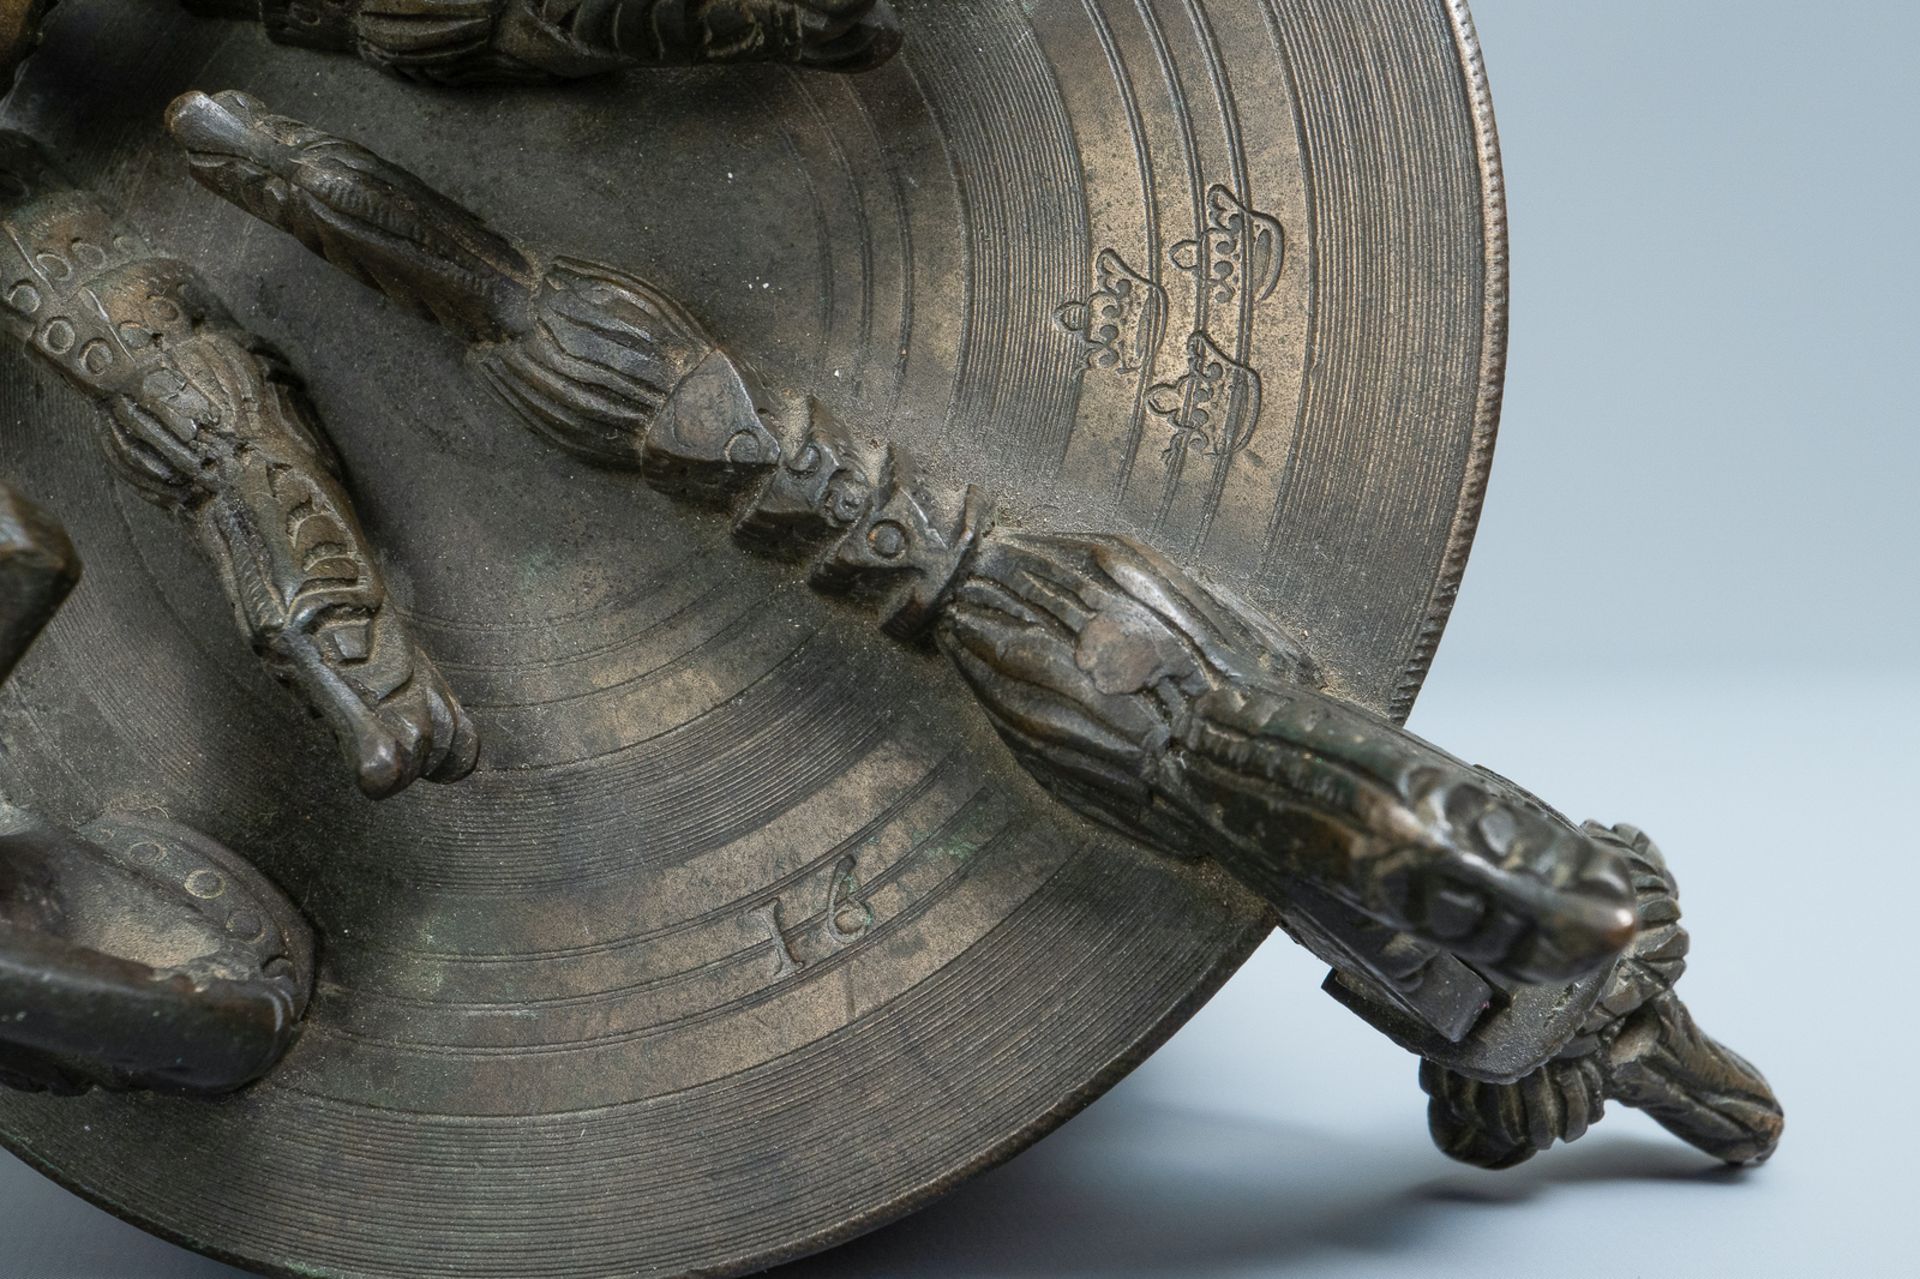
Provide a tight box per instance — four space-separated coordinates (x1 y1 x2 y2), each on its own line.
0 0 1504 1274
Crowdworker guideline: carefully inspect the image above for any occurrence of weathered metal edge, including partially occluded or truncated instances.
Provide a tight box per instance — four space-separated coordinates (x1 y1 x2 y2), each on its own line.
1386 0 1508 724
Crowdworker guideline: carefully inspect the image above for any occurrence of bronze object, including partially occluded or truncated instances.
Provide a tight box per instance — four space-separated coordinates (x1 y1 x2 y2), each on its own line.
1 482 314 1098
0 132 478 798
0 1 1778 1276
166 87 1779 1161
186 0 906 82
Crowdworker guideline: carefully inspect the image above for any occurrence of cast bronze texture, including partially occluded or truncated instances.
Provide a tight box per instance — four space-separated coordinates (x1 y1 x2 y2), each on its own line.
169 87 1780 1169
0 132 478 798
184 0 905 80
1 482 314 1096
0 1 1779 1276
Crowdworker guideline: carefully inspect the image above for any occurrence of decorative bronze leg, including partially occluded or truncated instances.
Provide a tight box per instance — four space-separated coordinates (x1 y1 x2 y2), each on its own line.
0 130 478 799
167 90 1782 1164
183 0 903 83
0 483 313 1096
1418 825 1783 1168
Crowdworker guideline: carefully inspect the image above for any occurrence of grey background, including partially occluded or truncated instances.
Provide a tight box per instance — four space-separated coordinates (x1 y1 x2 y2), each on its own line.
4 1 1915 1275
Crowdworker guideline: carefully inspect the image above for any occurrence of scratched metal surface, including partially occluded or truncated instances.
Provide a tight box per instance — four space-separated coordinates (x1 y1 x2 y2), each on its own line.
0 0 1504 1275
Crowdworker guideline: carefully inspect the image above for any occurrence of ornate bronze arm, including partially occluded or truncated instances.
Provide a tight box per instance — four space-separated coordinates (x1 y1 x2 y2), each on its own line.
167 90 1782 1164
183 0 902 82
0 483 314 1096
0 130 477 798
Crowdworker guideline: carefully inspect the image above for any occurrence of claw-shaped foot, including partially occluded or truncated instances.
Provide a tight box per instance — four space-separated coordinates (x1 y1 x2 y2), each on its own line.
269 604 480 798
1420 825 1783 1167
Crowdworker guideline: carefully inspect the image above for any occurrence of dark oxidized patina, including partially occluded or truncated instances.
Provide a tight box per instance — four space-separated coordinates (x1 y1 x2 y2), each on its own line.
0 3 1777 1276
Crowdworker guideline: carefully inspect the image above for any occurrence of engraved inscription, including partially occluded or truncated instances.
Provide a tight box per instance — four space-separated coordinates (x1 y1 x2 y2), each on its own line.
750 900 807 978
140 87 1784 1178
1056 248 1168 373
1146 332 1264 460
1150 185 1287 464
747 854 878 980
1171 184 1284 308
825 855 874 945
1064 184 1286 467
